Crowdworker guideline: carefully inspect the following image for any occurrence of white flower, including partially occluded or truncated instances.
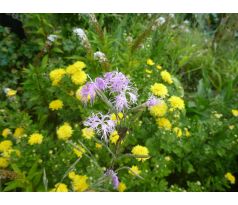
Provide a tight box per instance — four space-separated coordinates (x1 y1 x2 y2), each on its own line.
94 51 107 63
47 34 58 43
156 17 166 26
73 28 91 49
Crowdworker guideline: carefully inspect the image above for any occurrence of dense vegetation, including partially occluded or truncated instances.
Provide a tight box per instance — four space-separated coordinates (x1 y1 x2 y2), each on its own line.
0 14 238 192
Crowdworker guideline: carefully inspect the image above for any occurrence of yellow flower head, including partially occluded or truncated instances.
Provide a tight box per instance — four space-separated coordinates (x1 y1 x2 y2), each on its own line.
2 128 11 138
82 128 95 140
95 143 102 149
73 61 86 70
49 99 63 111
57 123 73 140
149 101 168 117
156 65 162 70
73 146 85 158
13 127 24 139
49 68 66 86
225 172 235 184
118 182 126 192
75 86 83 101
156 118 172 130
173 127 182 138
231 109 238 117
131 145 149 162
129 165 141 176
161 70 173 84
69 174 89 192
145 69 153 74
28 133 43 145
0 157 9 168
110 131 120 144
6 89 17 97
147 59 155 66
184 128 191 137
52 183 68 192
71 70 87 85
0 140 13 152
150 83 168 98
168 96 185 110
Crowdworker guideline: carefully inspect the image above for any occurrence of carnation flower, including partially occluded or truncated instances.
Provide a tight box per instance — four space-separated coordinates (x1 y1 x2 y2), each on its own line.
80 82 97 104
105 169 119 189
83 113 116 142
146 95 161 107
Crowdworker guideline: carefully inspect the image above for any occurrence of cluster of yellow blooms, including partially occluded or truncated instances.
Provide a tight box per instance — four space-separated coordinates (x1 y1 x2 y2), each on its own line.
129 165 141 176
57 123 73 140
28 133 44 145
146 59 188 138
49 99 64 111
82 128 95 140
0 140 13 168
131 145 149 162
225 172 236 184
231 109 238 117
68 171 89 192
73 146 85 158
6 88 17 97
49 61 87 86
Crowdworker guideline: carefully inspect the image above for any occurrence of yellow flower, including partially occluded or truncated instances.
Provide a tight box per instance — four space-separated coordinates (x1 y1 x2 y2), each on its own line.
129 165 141 176
52 183 68 192
156 65 162 70
229 125 235 130
118 112 124 119
160 70 173 84
75 86 83 101
118 182 126 192
150 83 168 98
231 109 238 117
145 69 153 74
13 127 24 139
73 61 86 70
69 173 89 192
57 123 73 140
131 145 149 162
28 133 43 145
71 70 87 85
225 172 235 184
6 89 17 97
68 171 76 180
2 128 11 138
165 156 171 161
82 128 95 140
110 131 120 144
168 96 185 110
49 99 63 111
156 118 172 130
0 157 9 168
49 68 66 86
173 127 182 138
147 59 155 66
95 143 103 149
184 128 191 137
3 149 21 158
0 140 13 152
111 113 117 121
149 101 168 117
73 146 85 158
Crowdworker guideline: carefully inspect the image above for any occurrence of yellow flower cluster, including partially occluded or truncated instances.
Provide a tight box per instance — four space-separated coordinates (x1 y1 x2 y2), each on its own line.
6 89 17 97
51 183 68 192
111 112 124 124
13 127 25 139
168 96 185 110
2 128 11 138
95 143 103 149
49 61 87 86
173 127 182 138
231 109 238 117
68 171 89 192
149 101 168 117
225 172 235 184
0 140 13 152
156 118 172 130
161 70 173 84
0 157 9 168
49 68 66 86
147 59 155 66
49 99 64 111
73 146 85 158
82 128 95 140
131 145 149 162
57 123 73 140
109 131 120 144
118 182 126 192
28 133 44 145
150 83 168 98
129 165 141 176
